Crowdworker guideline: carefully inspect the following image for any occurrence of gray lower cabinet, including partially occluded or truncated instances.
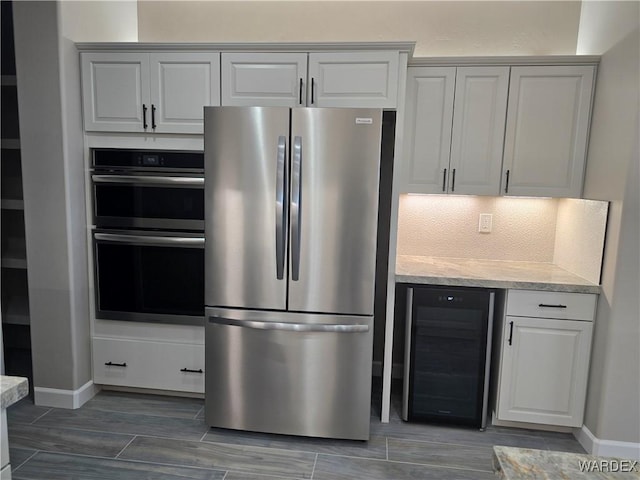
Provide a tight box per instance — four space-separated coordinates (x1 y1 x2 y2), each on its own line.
494 290 596 427
92 337 205 394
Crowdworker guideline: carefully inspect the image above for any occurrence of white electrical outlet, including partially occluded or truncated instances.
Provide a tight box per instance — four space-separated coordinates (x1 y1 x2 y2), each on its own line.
479 213 492 233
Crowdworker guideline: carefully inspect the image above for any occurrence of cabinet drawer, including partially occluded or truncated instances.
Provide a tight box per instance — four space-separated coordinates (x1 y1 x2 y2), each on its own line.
507 290 596 321
92 337 204 393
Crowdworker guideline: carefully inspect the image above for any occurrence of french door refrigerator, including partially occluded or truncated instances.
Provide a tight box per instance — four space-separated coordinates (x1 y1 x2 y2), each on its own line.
204 106 382 440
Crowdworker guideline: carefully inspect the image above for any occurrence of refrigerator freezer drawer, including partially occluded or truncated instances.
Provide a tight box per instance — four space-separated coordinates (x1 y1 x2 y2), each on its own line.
204 308 374 440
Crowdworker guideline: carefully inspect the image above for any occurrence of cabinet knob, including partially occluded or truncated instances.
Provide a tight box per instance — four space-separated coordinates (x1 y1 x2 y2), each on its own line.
180 368 203 374
105 361 127 367
299 78 303 105
311 77 315 105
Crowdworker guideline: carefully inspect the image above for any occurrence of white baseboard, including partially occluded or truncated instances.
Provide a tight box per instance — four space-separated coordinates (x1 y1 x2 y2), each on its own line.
1 463 12 480
490 411 572 433
34 380 100 409
372 361 403 379
575 425 640 460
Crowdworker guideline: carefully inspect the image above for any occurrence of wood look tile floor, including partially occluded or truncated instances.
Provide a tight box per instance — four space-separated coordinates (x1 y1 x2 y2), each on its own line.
7 382 585 479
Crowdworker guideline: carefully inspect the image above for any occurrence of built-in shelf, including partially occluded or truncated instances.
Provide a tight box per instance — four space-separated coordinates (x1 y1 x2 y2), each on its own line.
1 138 20 149
1 75 17 86
1 267 30 326
1 198 24 210
1 233 27 269
1 257 27 269
0 209 27 270
2 293 30 325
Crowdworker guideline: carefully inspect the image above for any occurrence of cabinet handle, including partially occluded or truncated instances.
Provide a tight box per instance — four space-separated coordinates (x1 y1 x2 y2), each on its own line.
180 368 203 374
451 168 456 192
504 169 510 194
311 77 315 104
142 104 148 129
442 168 447 192
151 104 156 129
105 361 127 367
538 303 567 309
508 321 514 346
299 78 303 105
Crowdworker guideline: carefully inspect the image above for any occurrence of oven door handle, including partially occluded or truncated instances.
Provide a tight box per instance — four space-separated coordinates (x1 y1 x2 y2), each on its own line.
94 233 205 247
92 175 204 186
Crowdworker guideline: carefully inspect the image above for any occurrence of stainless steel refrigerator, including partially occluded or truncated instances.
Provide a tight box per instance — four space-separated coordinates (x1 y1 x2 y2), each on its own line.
204 106 382 440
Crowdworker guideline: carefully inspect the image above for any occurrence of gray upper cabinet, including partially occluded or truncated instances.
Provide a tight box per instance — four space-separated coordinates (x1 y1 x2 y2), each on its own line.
81 52 150 133
221 53 308 107
81 51 221 134
221 51 399 108
403 67 456 194
403 66 509 195
307 51 399 108
450 67 510 195
502 65 596 198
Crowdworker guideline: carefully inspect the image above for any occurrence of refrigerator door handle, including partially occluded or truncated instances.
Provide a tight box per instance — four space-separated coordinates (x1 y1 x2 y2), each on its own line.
276 135 287 280
208 315 369 333
291 135 302 281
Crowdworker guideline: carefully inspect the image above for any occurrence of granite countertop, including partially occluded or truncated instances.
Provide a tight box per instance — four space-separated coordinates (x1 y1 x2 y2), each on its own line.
494 446 640 479
0 375 29 409
396 255 601 294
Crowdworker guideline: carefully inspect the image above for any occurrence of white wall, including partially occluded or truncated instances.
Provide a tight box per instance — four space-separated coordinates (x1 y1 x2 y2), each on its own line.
577 1 640 450
553 198 608 284
60 0 138 42
11 0 139 404
137 1 580 57
13 0 86 392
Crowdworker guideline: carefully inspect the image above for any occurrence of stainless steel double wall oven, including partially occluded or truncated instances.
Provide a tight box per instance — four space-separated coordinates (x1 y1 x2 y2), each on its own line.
91 149 204 325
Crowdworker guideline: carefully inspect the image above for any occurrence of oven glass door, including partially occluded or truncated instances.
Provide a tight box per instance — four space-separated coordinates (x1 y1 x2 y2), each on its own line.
94 231 204 324
93 176 204 230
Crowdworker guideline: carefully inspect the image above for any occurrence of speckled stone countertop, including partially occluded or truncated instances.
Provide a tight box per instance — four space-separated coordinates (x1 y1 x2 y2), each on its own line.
0 375 29 409
494 446 640 479
396 256 601 294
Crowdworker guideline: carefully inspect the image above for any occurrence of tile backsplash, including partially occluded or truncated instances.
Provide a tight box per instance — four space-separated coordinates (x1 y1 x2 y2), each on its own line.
397 195 608 283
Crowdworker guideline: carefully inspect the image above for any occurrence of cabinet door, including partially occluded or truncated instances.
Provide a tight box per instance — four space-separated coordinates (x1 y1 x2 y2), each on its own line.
149 52 221 134
81 52 150 132
308 51 399 108
497 316 592 427
402 67 456 193
449 67 509 195
221 53 307 107
502 66 595 197
93 337 205 393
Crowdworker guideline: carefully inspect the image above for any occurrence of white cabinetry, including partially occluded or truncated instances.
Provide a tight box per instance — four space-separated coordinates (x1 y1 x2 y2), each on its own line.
92 337 205 394
81 52 220 134
308 52 399 108
502 66 595 198
495 290 596 427
221 51 399 108
403 66 509 195
221 53 307 107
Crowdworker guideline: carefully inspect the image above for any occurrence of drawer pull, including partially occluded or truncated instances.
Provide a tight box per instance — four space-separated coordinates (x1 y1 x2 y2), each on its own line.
538 303 567 308
508 321 514 346
105 361 127 367
180 368 203 374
